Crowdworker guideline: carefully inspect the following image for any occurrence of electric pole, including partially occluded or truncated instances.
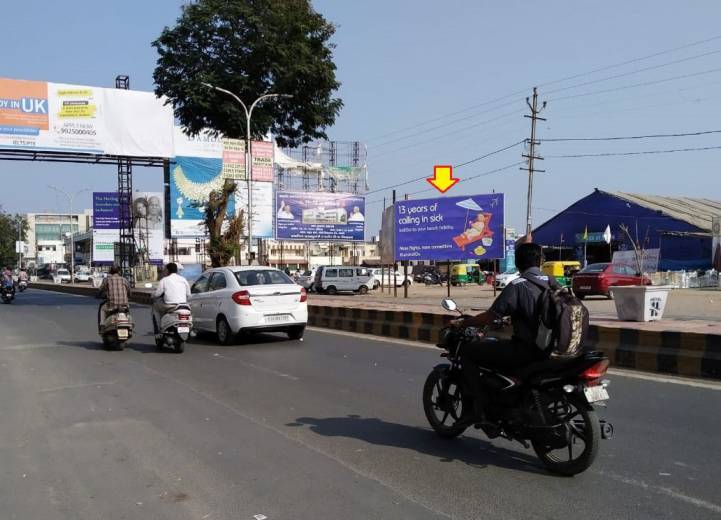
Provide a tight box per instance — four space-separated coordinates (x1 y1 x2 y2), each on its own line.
522 87 547 237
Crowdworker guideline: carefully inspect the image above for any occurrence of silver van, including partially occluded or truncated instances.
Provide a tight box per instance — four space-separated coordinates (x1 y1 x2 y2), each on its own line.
313 266 375 295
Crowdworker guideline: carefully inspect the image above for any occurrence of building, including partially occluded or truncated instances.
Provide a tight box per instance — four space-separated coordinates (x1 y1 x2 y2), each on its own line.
25 211 92 267
532 189 721 271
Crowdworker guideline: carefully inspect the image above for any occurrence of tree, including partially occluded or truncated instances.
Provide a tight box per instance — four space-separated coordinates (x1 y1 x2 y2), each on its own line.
203 180 245 267
0 208 25 268
152 0 343 147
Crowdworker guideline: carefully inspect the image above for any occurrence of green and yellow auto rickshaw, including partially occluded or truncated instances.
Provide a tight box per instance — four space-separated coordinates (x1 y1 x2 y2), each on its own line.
541 261 581 287
450 264 471 286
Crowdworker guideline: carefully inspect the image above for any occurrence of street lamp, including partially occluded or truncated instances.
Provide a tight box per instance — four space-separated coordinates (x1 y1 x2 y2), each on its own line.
48 186 89 282
202 82 292 263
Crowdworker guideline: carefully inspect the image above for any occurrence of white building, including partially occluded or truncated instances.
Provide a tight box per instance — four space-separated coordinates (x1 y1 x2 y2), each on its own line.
25 211 92 267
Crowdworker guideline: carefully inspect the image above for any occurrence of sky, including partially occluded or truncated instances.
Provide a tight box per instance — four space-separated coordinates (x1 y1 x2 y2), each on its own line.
1 0 721 237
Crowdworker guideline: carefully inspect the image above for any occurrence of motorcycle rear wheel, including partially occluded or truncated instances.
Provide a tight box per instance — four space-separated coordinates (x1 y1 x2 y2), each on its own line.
531 397 601 476
423 369 468 439
174 341 185 353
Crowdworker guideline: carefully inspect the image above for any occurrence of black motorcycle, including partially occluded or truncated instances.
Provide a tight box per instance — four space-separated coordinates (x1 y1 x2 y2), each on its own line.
1 283 15 304
423 298 613 476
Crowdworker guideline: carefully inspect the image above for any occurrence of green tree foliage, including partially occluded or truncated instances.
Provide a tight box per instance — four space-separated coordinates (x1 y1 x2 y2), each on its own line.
152 0 343 147
0 208 25 268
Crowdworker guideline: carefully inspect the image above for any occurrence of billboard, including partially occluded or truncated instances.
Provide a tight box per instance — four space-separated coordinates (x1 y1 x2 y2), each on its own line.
92 192 119 264
275 191 365 241
0 77 173 157
394 193 505 261
612 248 660 273
170 128 274 238
236 182 274 238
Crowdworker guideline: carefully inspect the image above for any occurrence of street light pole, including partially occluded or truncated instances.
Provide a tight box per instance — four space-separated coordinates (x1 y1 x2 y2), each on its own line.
49 186 88 283
202 83 292 263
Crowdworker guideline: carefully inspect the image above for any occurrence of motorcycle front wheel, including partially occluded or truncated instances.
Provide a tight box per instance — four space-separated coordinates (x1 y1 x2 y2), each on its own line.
423 369 469 439
531 396 601 476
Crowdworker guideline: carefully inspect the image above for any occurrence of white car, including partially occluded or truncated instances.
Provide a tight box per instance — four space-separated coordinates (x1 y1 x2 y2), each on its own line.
189 267 308 345
370 269 412 288
74 269 91 283
296 268 317 290
55 268 72 283
494 269 520 289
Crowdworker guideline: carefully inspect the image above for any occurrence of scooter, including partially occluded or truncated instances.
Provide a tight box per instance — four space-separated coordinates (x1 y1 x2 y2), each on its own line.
98 303 134 350
152 299 193 353
17 279 28 292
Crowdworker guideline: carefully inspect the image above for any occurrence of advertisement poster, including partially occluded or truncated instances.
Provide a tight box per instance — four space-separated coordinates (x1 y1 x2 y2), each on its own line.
251 141 274 182
0 77 173 157
394 194 505 261
275 191 365 241
221 137 246 180
93 192 119 229
612 249 660 273
235 182 274 238
132 192 165 264
92 229 117 264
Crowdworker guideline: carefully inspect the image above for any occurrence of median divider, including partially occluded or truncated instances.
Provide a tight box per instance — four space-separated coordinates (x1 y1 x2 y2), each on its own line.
29 282 721 381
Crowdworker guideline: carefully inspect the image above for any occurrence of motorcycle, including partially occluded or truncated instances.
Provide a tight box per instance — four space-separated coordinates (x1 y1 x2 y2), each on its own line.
17 279 28 292
423 298 613 476
152 300 193 353
423 271 444 286
1 281 15 303
98 303 134 350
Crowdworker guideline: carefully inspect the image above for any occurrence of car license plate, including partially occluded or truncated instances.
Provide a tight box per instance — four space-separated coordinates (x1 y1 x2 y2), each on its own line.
177 326 190 334
117 329 129 339
580 286 591 290
584 385 609 403
265 314 290 323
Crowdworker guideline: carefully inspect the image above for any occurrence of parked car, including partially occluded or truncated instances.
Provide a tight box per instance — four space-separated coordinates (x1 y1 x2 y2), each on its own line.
494 269 520 289
369 268 412 288
189 267 308 344
74 268 92 283
297 268 317 291
313 266 375 295
572 262 652 299
55 268 72 283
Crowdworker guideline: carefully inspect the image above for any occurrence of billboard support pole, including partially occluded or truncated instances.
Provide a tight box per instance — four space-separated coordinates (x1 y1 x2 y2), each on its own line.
447 259 451 298
115 75 135 286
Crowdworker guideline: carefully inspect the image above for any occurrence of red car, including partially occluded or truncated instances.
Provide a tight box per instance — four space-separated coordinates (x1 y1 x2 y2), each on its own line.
572 262 651 299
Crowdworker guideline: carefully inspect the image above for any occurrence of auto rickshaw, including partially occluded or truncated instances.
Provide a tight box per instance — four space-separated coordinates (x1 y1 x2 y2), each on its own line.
450 264 471 286
541 260 581 287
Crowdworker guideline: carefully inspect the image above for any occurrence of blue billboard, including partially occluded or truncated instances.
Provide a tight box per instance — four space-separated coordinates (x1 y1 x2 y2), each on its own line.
275 191 365 241
394 193 505 261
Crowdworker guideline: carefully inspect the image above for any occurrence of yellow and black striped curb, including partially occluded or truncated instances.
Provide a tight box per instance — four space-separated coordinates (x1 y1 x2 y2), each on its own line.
308 305 721 381
28 284 721 380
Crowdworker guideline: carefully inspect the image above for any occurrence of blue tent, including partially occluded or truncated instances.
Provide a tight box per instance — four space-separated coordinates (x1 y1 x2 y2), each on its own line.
532 189 720 271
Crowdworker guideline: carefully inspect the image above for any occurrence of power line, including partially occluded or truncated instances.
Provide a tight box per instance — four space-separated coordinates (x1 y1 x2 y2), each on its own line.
548 66 721 103
546 145 721 158
541 129 721 142
365 33 721 143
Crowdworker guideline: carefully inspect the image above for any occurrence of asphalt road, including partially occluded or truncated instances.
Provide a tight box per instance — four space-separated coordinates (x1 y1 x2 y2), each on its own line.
1 289 720 520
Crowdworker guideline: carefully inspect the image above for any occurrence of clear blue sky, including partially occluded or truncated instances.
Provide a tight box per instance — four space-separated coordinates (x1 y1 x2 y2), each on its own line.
2 0 721 236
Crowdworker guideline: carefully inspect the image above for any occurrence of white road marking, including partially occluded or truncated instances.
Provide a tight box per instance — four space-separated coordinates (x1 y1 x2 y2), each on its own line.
38 381 117 393
596 470 721 515
307 326 438 350
211 353 299 381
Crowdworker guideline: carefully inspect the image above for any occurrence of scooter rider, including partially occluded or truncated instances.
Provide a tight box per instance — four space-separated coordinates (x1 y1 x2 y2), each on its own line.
2 266 15 293
152 262 190 332
450 243 560 424
97 265 131 331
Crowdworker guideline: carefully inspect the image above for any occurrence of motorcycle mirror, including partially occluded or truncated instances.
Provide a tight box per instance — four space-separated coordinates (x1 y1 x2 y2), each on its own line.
441 298 457 312
144 283 153 289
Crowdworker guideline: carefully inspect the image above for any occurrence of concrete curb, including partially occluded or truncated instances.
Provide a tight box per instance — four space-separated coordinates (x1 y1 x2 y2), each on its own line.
29 283 721 380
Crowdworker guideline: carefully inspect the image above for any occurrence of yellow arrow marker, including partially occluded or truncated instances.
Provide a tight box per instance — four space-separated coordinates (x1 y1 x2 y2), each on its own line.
427 165 459 193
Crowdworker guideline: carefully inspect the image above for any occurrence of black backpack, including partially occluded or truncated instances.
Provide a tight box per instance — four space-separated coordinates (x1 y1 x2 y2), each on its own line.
523 275 589 358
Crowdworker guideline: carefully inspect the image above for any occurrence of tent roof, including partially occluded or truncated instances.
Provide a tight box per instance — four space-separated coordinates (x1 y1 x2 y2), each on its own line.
606 190 721 232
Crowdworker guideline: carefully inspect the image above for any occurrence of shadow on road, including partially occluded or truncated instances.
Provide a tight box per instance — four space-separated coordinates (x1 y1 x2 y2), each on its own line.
289 414 547 475
56 340 162 354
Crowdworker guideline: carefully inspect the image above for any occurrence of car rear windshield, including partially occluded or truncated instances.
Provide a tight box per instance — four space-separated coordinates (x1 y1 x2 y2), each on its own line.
234 269 294 286
580 263 609 274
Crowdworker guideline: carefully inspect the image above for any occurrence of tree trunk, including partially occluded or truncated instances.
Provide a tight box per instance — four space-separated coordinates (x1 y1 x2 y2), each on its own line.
204 179 244 268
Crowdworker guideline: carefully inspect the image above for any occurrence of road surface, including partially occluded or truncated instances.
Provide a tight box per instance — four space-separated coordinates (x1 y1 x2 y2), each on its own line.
0 289 719 520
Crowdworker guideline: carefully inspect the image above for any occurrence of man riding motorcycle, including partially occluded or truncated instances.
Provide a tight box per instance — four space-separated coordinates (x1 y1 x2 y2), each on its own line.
451 242 559 425
2 266 15 293
97 265 131 331
152 262 190 334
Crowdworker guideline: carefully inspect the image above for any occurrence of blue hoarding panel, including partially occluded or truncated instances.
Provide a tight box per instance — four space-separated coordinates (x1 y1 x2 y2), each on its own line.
395 193 505 261
275 191 365 241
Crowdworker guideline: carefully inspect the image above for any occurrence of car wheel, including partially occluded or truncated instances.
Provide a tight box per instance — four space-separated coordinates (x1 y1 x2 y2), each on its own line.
373 281 380 290
216 316 234 345
326 286 338 295
606 292 614 300
288 325 305 341
358 285 368 295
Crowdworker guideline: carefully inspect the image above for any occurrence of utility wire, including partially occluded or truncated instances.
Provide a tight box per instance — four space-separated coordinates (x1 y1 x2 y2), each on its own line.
541 129 721 142
546 145 721 158
365 33 721 142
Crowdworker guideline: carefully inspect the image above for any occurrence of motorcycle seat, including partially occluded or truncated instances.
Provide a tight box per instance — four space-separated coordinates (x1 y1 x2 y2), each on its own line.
509 356 578 380
105 305 130 316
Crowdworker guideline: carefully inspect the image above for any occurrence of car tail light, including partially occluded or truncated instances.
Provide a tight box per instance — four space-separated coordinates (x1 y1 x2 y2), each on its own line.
232 290 252 305
581 359 610 381
300 288 307 303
